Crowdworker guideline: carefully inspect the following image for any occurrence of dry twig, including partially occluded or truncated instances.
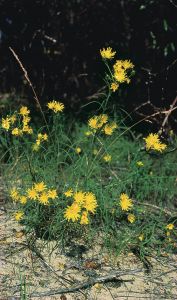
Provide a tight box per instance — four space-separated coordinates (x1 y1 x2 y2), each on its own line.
31 268 142 297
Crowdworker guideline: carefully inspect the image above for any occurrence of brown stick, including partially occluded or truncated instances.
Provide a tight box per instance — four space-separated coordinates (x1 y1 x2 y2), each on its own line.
159 95 177 134
30 268 142 297
9 47 48 129
134 201 174 216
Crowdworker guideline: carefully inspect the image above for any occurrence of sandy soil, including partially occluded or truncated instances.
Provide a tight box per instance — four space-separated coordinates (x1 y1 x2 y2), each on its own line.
0 205 177 300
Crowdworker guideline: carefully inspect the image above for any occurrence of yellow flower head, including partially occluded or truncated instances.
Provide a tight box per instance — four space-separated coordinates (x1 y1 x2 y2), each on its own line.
88 116 98 130
127 214 135 223
37 133 48 141
19 106 30 116
120 193 133 211
64 202 81 222
48 189 57 199
99 114 108 125
138 234 144 241
136 161 144 167
22 125 33 134
122 60 134 70
110 82 119 92
80 211 89 225
104 124 114 135
100 47 116 59
27 188 38 200
73 191 85 206
12 127 22 136
14 211 24 221
88 114 108 131
83 192 97 213
166 223 174 230
10 188 19 201
85 131 92 136
103 154 112 162
43 133 48 141
39 192 49 205
32 143 40 152
10 114 17 124
75 147 81 154
114 69 127 83
2 117 11 131
64 189 73 197
144 133 167 152
20 196 27 204
34 182 46 192
22 116 31 125
47 100 64 113
93 149 99 155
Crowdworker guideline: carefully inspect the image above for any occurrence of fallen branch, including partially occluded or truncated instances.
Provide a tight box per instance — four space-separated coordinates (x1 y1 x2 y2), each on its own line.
30 268 142 297
159 95 177 134
134 201 174 217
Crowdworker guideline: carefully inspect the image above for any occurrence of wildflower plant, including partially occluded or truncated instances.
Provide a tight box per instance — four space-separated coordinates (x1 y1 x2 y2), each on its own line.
0 46 176 256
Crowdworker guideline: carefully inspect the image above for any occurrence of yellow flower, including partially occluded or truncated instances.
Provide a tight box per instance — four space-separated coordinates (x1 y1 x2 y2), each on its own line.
103 154 112 162
27 188 38 200
37 133 48 141
64 203 81 222
20 196 27 204
113 60 123 72
85 131 92 136
169 130 173 136
19 106 30 116
110 82 119 92
138 234 144 241
39 192 49 205
80 211 89 225
22 116 31 125
136 161 144 167
120 193 133 211
114 70 127 83
2 117 11 131
94 283 102 290
10 188 19 201
14 211 24 221
43 133 48 141
166 223 174 230
10 114 17 124
73 191 85 205
100 47 116 59
75 147 81 154
48 189 57 199
64 189 73 197
104 125 114 135
144 133 167 152
12 127 22 136
36 139 41 146
88 114 108 130
99 114 108 125
22 125 33 134
122 60 134 70
34 182 46 192
127 214 135 223
83 192 97 213
88 116 99 130
47 100 64 113
32 143 40 151
93 149 99 155
166 231 170 237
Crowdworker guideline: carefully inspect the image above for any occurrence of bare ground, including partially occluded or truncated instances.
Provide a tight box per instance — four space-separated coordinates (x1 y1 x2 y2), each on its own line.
0 205 177 300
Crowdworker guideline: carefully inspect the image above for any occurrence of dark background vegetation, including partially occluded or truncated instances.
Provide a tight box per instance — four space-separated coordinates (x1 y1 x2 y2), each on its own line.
0 0 177 129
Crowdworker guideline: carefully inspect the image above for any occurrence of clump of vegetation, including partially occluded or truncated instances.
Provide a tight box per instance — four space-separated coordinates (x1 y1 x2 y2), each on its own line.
0 47 176 257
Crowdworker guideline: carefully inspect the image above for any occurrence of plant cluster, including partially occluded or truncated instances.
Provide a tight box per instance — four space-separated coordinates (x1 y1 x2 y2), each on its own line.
0 47 176 255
